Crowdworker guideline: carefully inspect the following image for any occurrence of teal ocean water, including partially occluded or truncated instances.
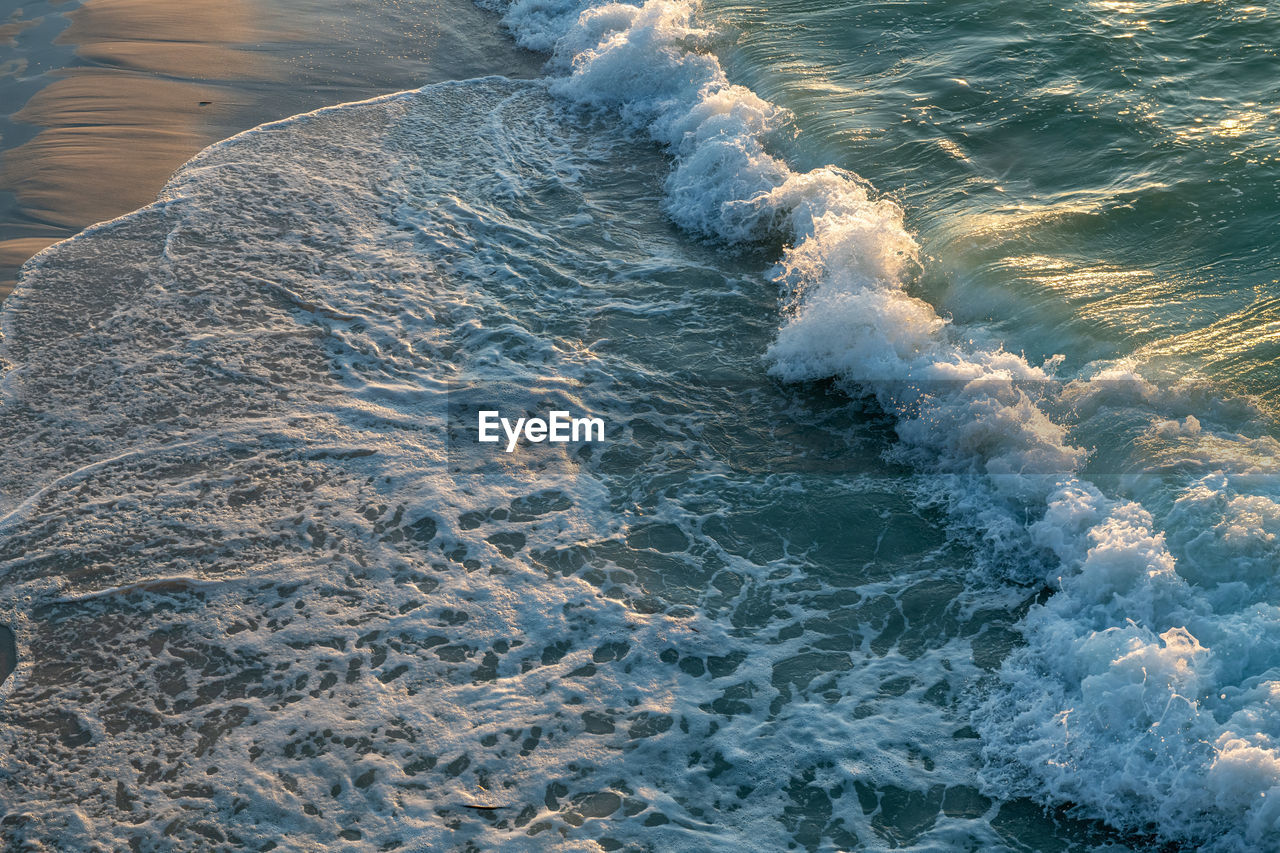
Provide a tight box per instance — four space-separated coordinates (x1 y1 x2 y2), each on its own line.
712 0 1280 391
0 0 1278 850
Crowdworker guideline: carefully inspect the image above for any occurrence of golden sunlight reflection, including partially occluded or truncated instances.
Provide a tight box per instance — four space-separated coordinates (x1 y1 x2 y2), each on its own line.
1134 294 1280 368
1177 108 1271 141
995 254 1175 336
1087 0 1154 34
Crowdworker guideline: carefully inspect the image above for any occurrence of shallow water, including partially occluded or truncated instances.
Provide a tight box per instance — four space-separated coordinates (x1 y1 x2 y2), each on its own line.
0 77 1010 851
1 0 1279 850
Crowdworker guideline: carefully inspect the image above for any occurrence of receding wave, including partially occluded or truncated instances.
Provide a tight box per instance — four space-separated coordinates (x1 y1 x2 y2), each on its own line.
0 78 1011 851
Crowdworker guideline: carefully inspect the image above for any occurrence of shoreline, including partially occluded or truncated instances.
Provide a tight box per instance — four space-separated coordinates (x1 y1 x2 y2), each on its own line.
0 0 544 296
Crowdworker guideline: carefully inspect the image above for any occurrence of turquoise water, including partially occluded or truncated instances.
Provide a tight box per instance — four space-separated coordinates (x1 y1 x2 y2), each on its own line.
0 0 1278 850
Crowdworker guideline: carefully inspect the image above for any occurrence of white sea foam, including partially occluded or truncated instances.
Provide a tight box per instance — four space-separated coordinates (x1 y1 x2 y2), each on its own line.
0 77 1011 851
482 0 1280 845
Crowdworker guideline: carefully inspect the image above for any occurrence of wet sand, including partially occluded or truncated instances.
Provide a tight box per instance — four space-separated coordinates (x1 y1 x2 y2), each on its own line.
0 0 544 296
5 74 240 227
58 0 268 78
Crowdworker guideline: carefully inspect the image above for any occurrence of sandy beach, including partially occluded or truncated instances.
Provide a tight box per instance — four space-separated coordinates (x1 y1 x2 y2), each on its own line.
0 0 542 295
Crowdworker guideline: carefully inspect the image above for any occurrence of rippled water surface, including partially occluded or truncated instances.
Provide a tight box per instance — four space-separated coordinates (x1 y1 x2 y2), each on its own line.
1 0 1278 850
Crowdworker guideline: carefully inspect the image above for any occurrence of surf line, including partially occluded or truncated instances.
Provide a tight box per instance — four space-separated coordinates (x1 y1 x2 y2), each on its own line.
477 410 605 453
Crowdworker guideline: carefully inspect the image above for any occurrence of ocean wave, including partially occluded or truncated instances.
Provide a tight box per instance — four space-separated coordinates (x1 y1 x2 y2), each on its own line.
482 0 1280 846
1 0 1277 845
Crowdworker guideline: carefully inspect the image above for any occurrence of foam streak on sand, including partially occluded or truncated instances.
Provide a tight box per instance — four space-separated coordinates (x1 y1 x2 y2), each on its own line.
487 0 1280 844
